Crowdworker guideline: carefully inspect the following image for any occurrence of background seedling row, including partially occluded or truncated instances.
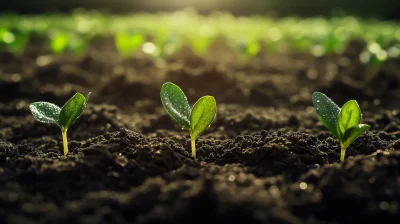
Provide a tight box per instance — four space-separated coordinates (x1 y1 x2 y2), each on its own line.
1 10 399 66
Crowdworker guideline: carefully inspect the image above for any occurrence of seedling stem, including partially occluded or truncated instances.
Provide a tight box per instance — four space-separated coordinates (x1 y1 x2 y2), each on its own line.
340 145 346 162
191 135 196 158
61 127 68 155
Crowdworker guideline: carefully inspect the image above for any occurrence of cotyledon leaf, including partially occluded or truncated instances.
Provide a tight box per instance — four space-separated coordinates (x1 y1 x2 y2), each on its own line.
342 124 371 149
160 82 191 131
29 102 61 124
190 96 217 139
312 92 340 138
337 100 361 139
58 92 89 128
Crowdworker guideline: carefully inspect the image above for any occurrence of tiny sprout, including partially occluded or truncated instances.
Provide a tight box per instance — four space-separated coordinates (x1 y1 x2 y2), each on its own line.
115 32 145 57
312 92 371 161
160 82 216 158
29 92 91 155
50 32 70 55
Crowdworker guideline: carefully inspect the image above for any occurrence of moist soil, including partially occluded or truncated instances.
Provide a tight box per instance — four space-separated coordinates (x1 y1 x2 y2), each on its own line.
0 37 400 224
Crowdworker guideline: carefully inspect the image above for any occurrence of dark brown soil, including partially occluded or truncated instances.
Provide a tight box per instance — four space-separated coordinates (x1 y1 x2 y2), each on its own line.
1 38 400 224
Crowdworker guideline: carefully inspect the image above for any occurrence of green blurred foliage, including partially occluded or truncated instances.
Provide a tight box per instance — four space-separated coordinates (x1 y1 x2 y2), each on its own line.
0 9 399 66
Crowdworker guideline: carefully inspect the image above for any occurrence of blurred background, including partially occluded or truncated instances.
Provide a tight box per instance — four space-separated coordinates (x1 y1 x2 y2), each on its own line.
2 0 400 20
1 0 400 110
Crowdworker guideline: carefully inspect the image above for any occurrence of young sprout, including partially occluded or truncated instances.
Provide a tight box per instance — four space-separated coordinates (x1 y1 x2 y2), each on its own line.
0 29 30 55
50 32 70 55
29 92 91 155
312 92 371 161
68 34 90 56
190 36 214 56
115 32 145 58
236 38 261 59
160 82 216 158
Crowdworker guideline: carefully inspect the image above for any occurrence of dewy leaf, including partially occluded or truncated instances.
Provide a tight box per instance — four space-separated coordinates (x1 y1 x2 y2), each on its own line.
342 124 371 150
190 96 217 139
337 100 361 139
29 102 61 124
160 82 191 131
58 93 88 128
312 92 340 138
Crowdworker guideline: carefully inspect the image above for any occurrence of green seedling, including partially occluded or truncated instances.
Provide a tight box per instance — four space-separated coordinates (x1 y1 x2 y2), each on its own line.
312 92 370 161
29 92 91 155
160 82 216 158
68 34 90 56
320 31 346 54
50 32 70 54
154 31 182 59
236 39 261 59
0 28 30 55
190 36 214 56
115 32 145 57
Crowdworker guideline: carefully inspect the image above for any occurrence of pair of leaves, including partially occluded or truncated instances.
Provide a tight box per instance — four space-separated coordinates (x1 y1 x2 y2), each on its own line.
30 92 91 129
312 92 370 150
160 82 216 139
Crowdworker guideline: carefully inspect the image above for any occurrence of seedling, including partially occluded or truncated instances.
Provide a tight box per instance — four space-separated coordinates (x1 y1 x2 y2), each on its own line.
29 92 91 155
50 32 70 55
115 32 145 57
236 39 261 59
160 82 216 158
190 35 214 56
68 34 90 56
312 92 371 161
0 28 30 55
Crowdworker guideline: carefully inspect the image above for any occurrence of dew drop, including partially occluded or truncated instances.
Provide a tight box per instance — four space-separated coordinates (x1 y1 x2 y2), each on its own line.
115 154 128 167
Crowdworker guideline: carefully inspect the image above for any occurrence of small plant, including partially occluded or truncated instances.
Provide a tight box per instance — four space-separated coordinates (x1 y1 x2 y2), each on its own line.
312 92 371 161
68 34 90 56
235 38 261 59
0 29 30 55
160 82 216 158
50 32 70 55
190 35 214 56
115 32 145 57
29 92 91 155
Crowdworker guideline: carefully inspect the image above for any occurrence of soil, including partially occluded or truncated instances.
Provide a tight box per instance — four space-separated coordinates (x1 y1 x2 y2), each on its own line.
0 37 400 224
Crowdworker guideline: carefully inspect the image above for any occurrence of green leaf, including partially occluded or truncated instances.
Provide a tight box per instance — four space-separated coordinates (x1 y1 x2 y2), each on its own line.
245 41 260 56
190 96 217 139
58 92 89 128
160 82 191 131
337 100 361 140
191 37 213 55
115 33 144 57
51 33 70 54
29 102 61 124
312 92 340 138
5 31 30 55
68 35 88 56
342 124 371 149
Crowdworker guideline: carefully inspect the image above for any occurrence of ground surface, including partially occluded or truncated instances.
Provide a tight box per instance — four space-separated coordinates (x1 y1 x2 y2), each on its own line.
0 38 400 224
